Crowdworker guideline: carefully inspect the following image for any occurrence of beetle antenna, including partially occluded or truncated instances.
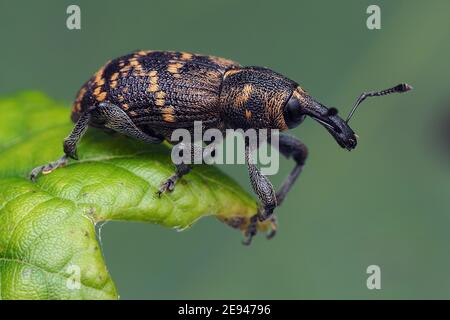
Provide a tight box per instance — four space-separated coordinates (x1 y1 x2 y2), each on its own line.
346 83 413 123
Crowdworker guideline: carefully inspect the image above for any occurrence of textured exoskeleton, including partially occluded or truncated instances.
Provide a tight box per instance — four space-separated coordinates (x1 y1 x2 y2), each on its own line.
30 50 410 244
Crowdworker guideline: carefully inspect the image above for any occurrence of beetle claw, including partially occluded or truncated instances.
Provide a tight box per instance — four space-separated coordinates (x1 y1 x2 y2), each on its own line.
157 177 176 197
266 215 278 240
29 155 69 181
242 214 258 246
242 210 278 245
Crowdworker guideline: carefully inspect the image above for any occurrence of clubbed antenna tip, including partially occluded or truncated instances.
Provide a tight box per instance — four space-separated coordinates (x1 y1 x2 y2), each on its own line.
345 83 413 123
396 83 413 92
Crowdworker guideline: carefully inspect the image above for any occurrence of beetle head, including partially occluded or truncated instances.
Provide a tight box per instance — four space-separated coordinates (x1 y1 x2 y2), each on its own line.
283 87 357 150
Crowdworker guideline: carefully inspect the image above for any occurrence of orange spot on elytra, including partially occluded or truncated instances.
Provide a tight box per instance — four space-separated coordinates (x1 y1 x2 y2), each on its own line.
136 50 147 56
148 84 159 92
111 72 119 81
155 91 166 99
93 65 106 87
167 62 184 75
97 92 107 102
129 59 140 67
180 52 193 60
149 76 158 84
162 106 175 122
155 98 165 106
73 87 87 112
163 114 175 122
93 87 102 96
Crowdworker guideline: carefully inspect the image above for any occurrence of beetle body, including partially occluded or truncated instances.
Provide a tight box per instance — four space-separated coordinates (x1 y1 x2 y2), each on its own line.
72 50 297 141
31 50 411 244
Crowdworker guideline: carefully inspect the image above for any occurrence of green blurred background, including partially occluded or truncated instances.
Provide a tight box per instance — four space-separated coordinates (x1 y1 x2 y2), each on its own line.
1 0 449 299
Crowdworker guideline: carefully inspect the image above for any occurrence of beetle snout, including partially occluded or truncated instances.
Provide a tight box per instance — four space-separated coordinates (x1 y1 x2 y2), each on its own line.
304 99 358 151
330 115 357 150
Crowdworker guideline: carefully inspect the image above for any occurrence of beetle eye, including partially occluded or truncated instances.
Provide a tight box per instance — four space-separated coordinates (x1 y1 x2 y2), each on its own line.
283 95 306 129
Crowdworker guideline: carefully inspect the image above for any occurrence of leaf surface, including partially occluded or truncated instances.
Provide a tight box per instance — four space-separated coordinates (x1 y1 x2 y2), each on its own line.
0 92 263 299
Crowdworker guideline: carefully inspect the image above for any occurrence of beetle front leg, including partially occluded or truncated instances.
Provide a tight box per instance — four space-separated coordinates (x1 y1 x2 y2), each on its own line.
243 143 277 245
29 111 91 181
246 143 277 220
273 133 308 206
242 134 307 245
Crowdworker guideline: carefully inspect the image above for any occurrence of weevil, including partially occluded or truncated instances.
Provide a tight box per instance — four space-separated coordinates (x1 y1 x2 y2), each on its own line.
30 50 412 245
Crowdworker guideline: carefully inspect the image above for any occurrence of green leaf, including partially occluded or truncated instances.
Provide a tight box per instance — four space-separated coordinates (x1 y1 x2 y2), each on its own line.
0 91 265 300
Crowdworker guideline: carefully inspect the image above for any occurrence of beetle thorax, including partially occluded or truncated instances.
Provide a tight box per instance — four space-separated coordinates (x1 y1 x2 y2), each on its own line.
219 67 296 130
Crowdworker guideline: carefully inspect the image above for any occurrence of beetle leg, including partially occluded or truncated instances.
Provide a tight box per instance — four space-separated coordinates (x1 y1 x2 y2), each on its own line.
242 134 306 244
157 162 192 196
29 111 91 181
266 215 278 239
243 140 278 243
245 142 277 220
242 214 258 245
157 142 217 196
271 133 308 206
242 140 278 245
63 110 91 160
29 155 69 181
242 214 278 245
95 102 163 144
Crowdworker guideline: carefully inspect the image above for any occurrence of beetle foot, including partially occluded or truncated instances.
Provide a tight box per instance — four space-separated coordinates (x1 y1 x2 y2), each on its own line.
29 155 69 181
242 214 258 246
266 215 278 239
242 209 278 245
157 175 178 197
